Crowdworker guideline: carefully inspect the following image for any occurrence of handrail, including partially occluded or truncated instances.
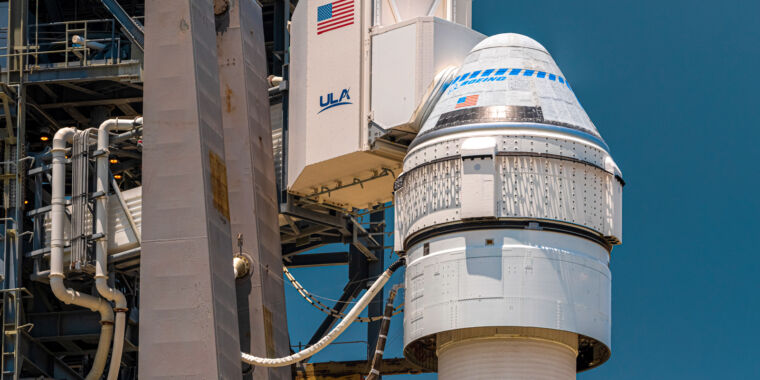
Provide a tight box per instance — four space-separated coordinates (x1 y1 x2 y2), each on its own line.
0 17 137 75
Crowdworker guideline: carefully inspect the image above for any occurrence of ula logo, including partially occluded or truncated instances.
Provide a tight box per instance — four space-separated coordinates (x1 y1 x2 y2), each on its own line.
318 88 351 114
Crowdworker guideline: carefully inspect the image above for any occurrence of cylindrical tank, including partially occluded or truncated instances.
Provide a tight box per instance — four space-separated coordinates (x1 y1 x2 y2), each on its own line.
437 328 578 380
394 33 623 377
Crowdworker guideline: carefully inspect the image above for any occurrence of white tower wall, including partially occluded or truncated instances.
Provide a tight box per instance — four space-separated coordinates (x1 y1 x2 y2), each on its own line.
287 0 483 209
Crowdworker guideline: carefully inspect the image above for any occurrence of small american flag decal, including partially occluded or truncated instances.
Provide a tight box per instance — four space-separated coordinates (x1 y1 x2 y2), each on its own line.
455 94 479 109
317 0 354 35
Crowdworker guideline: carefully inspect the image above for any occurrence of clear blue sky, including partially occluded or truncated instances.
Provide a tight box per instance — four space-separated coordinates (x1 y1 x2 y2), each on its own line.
284 0 760 378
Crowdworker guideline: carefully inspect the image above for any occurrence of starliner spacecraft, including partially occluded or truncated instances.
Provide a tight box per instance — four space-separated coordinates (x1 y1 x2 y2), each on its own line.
394 34 623 379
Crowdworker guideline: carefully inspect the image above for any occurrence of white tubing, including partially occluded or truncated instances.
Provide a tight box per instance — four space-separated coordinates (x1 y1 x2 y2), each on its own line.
241 267 395 367
95 117 142 380
107 307 127 378
72 35 106 51
50 127 114 380
96 277 126 379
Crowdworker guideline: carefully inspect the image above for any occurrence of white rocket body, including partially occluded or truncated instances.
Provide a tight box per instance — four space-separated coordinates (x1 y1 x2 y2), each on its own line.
394 34 623 378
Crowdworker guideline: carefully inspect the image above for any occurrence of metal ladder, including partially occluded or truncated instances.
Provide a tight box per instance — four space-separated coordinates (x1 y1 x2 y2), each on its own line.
0 288 32 380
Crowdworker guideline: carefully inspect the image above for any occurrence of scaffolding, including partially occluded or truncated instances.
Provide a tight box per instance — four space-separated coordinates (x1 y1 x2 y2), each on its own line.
0 0 428 378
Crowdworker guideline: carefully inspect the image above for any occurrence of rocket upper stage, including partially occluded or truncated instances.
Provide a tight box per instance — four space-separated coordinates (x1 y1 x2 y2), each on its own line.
413 33 607 152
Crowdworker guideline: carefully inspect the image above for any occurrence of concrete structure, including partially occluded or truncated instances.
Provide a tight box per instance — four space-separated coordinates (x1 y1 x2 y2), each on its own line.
140 0 242 377
216 1 291 378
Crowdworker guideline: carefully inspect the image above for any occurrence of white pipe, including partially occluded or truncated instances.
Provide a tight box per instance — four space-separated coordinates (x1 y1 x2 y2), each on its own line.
72 35 107 51
50 127 114 380
427 0 442 16
267 75 283 87
387 0 401 22
241 258 405 367
95 117 142 380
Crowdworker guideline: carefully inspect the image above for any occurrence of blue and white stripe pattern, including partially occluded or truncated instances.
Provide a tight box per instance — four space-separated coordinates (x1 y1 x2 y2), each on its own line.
446 68 571 93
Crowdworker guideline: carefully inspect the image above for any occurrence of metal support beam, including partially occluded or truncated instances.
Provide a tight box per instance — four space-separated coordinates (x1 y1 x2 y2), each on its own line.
36 84 57 100
39 97 142 109
284 252 349 268
28 310 138 355
116 103 138 116
58 82 101 97
23 61 142 84
281 196 347 231
62 106 90 125
5 0 27 83
306 265 365 348
366 208 386 365
17 330 83 380
281 236 341 257
99 0 145 51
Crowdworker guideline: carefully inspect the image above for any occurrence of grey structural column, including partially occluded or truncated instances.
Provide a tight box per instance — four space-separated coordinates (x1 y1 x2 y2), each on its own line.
140 0 242 378
215 1 291 379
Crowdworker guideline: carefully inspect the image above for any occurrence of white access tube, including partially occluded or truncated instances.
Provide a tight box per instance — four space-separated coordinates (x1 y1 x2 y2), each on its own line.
94 117 142 380
50 127 114 380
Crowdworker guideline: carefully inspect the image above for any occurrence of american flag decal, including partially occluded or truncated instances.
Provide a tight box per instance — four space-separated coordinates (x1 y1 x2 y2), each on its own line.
455 94 479 109
317 0 354 35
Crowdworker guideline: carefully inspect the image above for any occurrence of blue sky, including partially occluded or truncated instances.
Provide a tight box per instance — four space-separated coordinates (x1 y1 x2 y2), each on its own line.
284 0 760 378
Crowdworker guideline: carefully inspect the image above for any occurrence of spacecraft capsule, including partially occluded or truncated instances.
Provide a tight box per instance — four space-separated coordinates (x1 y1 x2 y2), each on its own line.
395 33 623 377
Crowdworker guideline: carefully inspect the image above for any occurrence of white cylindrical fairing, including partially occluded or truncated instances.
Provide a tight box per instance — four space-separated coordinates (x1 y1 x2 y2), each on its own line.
438 338 577 380
395 33 623 376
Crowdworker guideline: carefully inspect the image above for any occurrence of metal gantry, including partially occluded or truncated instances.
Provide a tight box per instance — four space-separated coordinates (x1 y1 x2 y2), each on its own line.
0 0 423 378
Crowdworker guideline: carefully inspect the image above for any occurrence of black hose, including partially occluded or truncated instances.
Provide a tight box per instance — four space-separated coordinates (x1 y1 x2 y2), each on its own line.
365 284 401 380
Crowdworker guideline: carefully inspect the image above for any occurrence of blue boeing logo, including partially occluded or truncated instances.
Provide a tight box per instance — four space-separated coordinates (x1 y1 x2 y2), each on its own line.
318 88 352 114
445 68 571 94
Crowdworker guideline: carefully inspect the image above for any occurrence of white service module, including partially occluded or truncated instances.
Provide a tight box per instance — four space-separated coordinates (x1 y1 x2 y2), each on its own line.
395 34 623 377
287 0 482 209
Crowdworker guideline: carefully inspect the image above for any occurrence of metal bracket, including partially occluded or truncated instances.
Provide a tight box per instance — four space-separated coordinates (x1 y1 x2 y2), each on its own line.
368 120 388 145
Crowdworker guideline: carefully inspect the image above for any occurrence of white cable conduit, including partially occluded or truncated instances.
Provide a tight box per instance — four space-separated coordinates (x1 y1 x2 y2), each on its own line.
50 127 114 380
95 117 143 380
241 258 406 367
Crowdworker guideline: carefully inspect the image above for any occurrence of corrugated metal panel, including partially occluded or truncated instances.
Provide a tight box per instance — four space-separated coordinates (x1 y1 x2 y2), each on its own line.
394 132 622 248
437 336 576 380
43 187 142 255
